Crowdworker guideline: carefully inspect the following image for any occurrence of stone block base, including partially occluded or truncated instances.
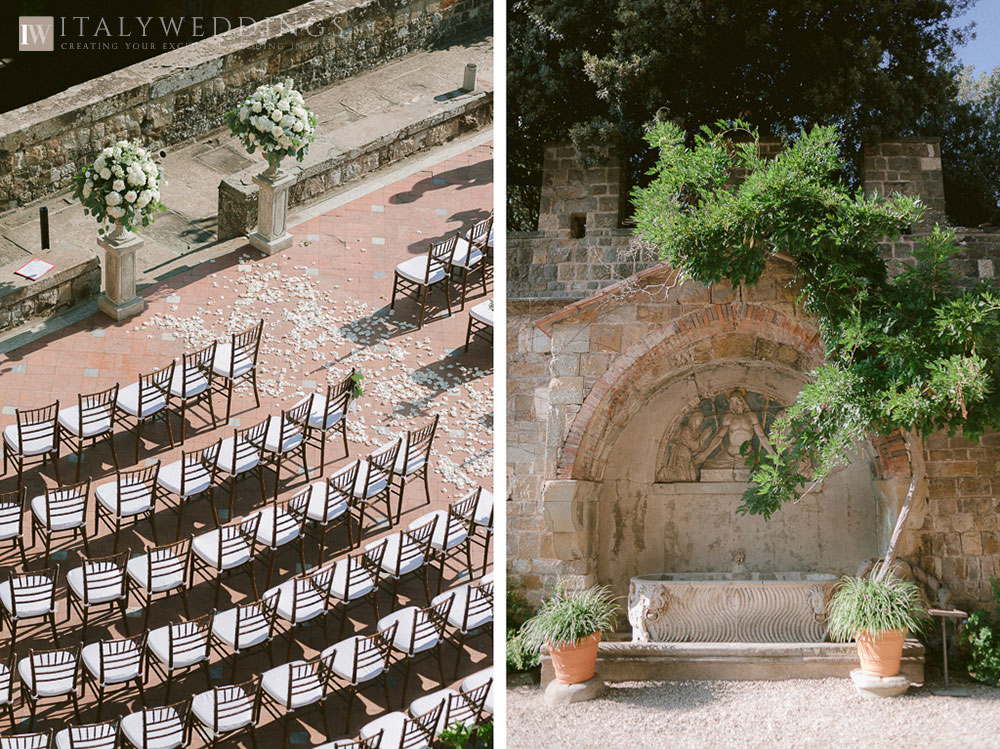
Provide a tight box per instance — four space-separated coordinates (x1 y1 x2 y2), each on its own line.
249 230 293 256
850 668 911 698
541 639 925 685
98 293 145 321
543 674 606 705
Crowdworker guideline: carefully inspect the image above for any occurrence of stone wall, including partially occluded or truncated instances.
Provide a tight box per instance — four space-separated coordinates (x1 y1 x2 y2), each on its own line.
508 135 1000 611
0 0 488 211
217 89 492 239
0 248 100 334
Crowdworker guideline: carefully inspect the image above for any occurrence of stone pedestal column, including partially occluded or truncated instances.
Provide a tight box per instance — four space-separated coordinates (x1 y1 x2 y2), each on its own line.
249 167 295 255
97 226 145 321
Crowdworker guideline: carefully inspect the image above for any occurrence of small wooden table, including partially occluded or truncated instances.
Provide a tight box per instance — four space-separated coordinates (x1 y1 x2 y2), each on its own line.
927 608 969 696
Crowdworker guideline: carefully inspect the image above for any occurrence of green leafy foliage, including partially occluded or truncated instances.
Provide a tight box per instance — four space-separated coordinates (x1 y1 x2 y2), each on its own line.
348 369 365 400
507 584 540 671
827 566 929 641
438 720 492 748
508 0 981 229
519 580 620 652
633 121 1000 518
959 578 1000 686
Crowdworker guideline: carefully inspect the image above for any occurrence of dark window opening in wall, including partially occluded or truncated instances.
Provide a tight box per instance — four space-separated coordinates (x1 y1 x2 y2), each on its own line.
570 213 587 238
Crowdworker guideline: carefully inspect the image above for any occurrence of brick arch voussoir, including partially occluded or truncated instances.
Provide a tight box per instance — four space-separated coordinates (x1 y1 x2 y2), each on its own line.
558 303 826 481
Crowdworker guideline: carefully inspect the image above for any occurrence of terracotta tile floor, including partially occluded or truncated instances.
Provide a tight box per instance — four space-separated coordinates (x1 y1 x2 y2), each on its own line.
0 143 493 745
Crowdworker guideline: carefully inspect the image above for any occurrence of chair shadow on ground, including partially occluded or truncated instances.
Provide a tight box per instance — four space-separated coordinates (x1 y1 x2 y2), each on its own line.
404 207 492 257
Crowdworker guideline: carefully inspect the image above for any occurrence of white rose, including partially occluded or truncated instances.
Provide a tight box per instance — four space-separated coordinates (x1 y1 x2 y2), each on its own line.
82 182 92 198
112 165 124 178
255 118 270 132
99 168 112 180
106 191 122 206
239 107 249 122
293 106 306 118
271 125 282 139
137 190 152 208
270 109 282 122
112 179 125 192
280 115 294 128
137 148 146 158
278 99 290 112
112 147 122 159
107 205 125 219
125 190 137 203
94 156 105 171
293 121 304 133
127 171 145 187
275 83 284 94
252 101 262 113
101 147 113 157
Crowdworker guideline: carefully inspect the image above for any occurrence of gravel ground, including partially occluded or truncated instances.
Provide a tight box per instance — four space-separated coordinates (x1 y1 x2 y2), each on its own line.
507 679 1000 748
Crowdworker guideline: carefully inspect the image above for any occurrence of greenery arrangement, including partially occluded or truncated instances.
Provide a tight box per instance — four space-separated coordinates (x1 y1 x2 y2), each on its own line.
827 568 929 642
959 577 1000 685
633 120 1000 576
519 580 619 651
509 0 999 230
439 720 492 748
348 369 365 400
225 78 317 172
73 140 163 234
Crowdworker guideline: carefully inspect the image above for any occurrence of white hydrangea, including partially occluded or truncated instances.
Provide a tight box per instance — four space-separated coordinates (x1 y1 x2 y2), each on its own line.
107 205 126 219
106 191 122 206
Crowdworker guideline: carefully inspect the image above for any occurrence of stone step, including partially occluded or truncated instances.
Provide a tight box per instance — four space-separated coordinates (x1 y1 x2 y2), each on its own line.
540 639 926 685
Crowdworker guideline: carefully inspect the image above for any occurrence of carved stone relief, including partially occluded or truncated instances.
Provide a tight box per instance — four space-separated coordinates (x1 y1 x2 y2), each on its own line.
658 389 784 482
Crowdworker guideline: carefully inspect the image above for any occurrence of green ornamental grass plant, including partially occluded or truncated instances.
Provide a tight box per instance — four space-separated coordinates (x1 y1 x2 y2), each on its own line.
519 581 620 652
827 567 929 643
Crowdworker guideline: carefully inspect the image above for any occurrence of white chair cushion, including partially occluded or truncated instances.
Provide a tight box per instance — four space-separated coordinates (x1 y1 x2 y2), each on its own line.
253 505 301 548
212 606 269 650
258 417 304 454
82 640 142 684
116 382 167 418
461 667 494 714
303 481 349 523
378 606 440 655
3 424 55 456
0 577 54 617
393 442 427 476
169 367 209 399
366 532 424 577
352 460 389 499
265 578 327 624
293 394 344 430
359 712 416 748
192 530 252 570
58 405 112 438
66 563 125 604
395 256 446 285
321 637 386 684
127 554 185 593
469 300 494 326
157 459 212 497
56 723 117 749
96 480 155 517
214 436 260 477
260 661 323 709
410 510 467 551
30 492 86 531
473 489 493 527
329 559 375 601
432 584 493 632
212 343 254 380
18 653 77 696
409 688 464 736
0 663 10 705
191 686 254 734
120 708 185 749
451 237 484 269
147 624 209 668
0 513 20 541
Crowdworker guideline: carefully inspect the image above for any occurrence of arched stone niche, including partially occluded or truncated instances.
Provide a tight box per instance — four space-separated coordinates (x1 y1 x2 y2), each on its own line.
594 361 880 596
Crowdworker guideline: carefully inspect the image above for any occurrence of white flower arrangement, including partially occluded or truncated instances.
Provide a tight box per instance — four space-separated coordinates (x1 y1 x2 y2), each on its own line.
73 140 163 234
225 78 317 171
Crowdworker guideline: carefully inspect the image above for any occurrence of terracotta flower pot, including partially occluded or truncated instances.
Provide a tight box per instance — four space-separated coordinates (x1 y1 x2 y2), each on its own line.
855 628 907 678
548 632 601 684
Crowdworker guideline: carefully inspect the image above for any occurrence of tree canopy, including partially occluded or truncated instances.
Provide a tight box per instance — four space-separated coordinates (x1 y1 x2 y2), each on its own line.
633 121 1000 568
509 0 994 228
